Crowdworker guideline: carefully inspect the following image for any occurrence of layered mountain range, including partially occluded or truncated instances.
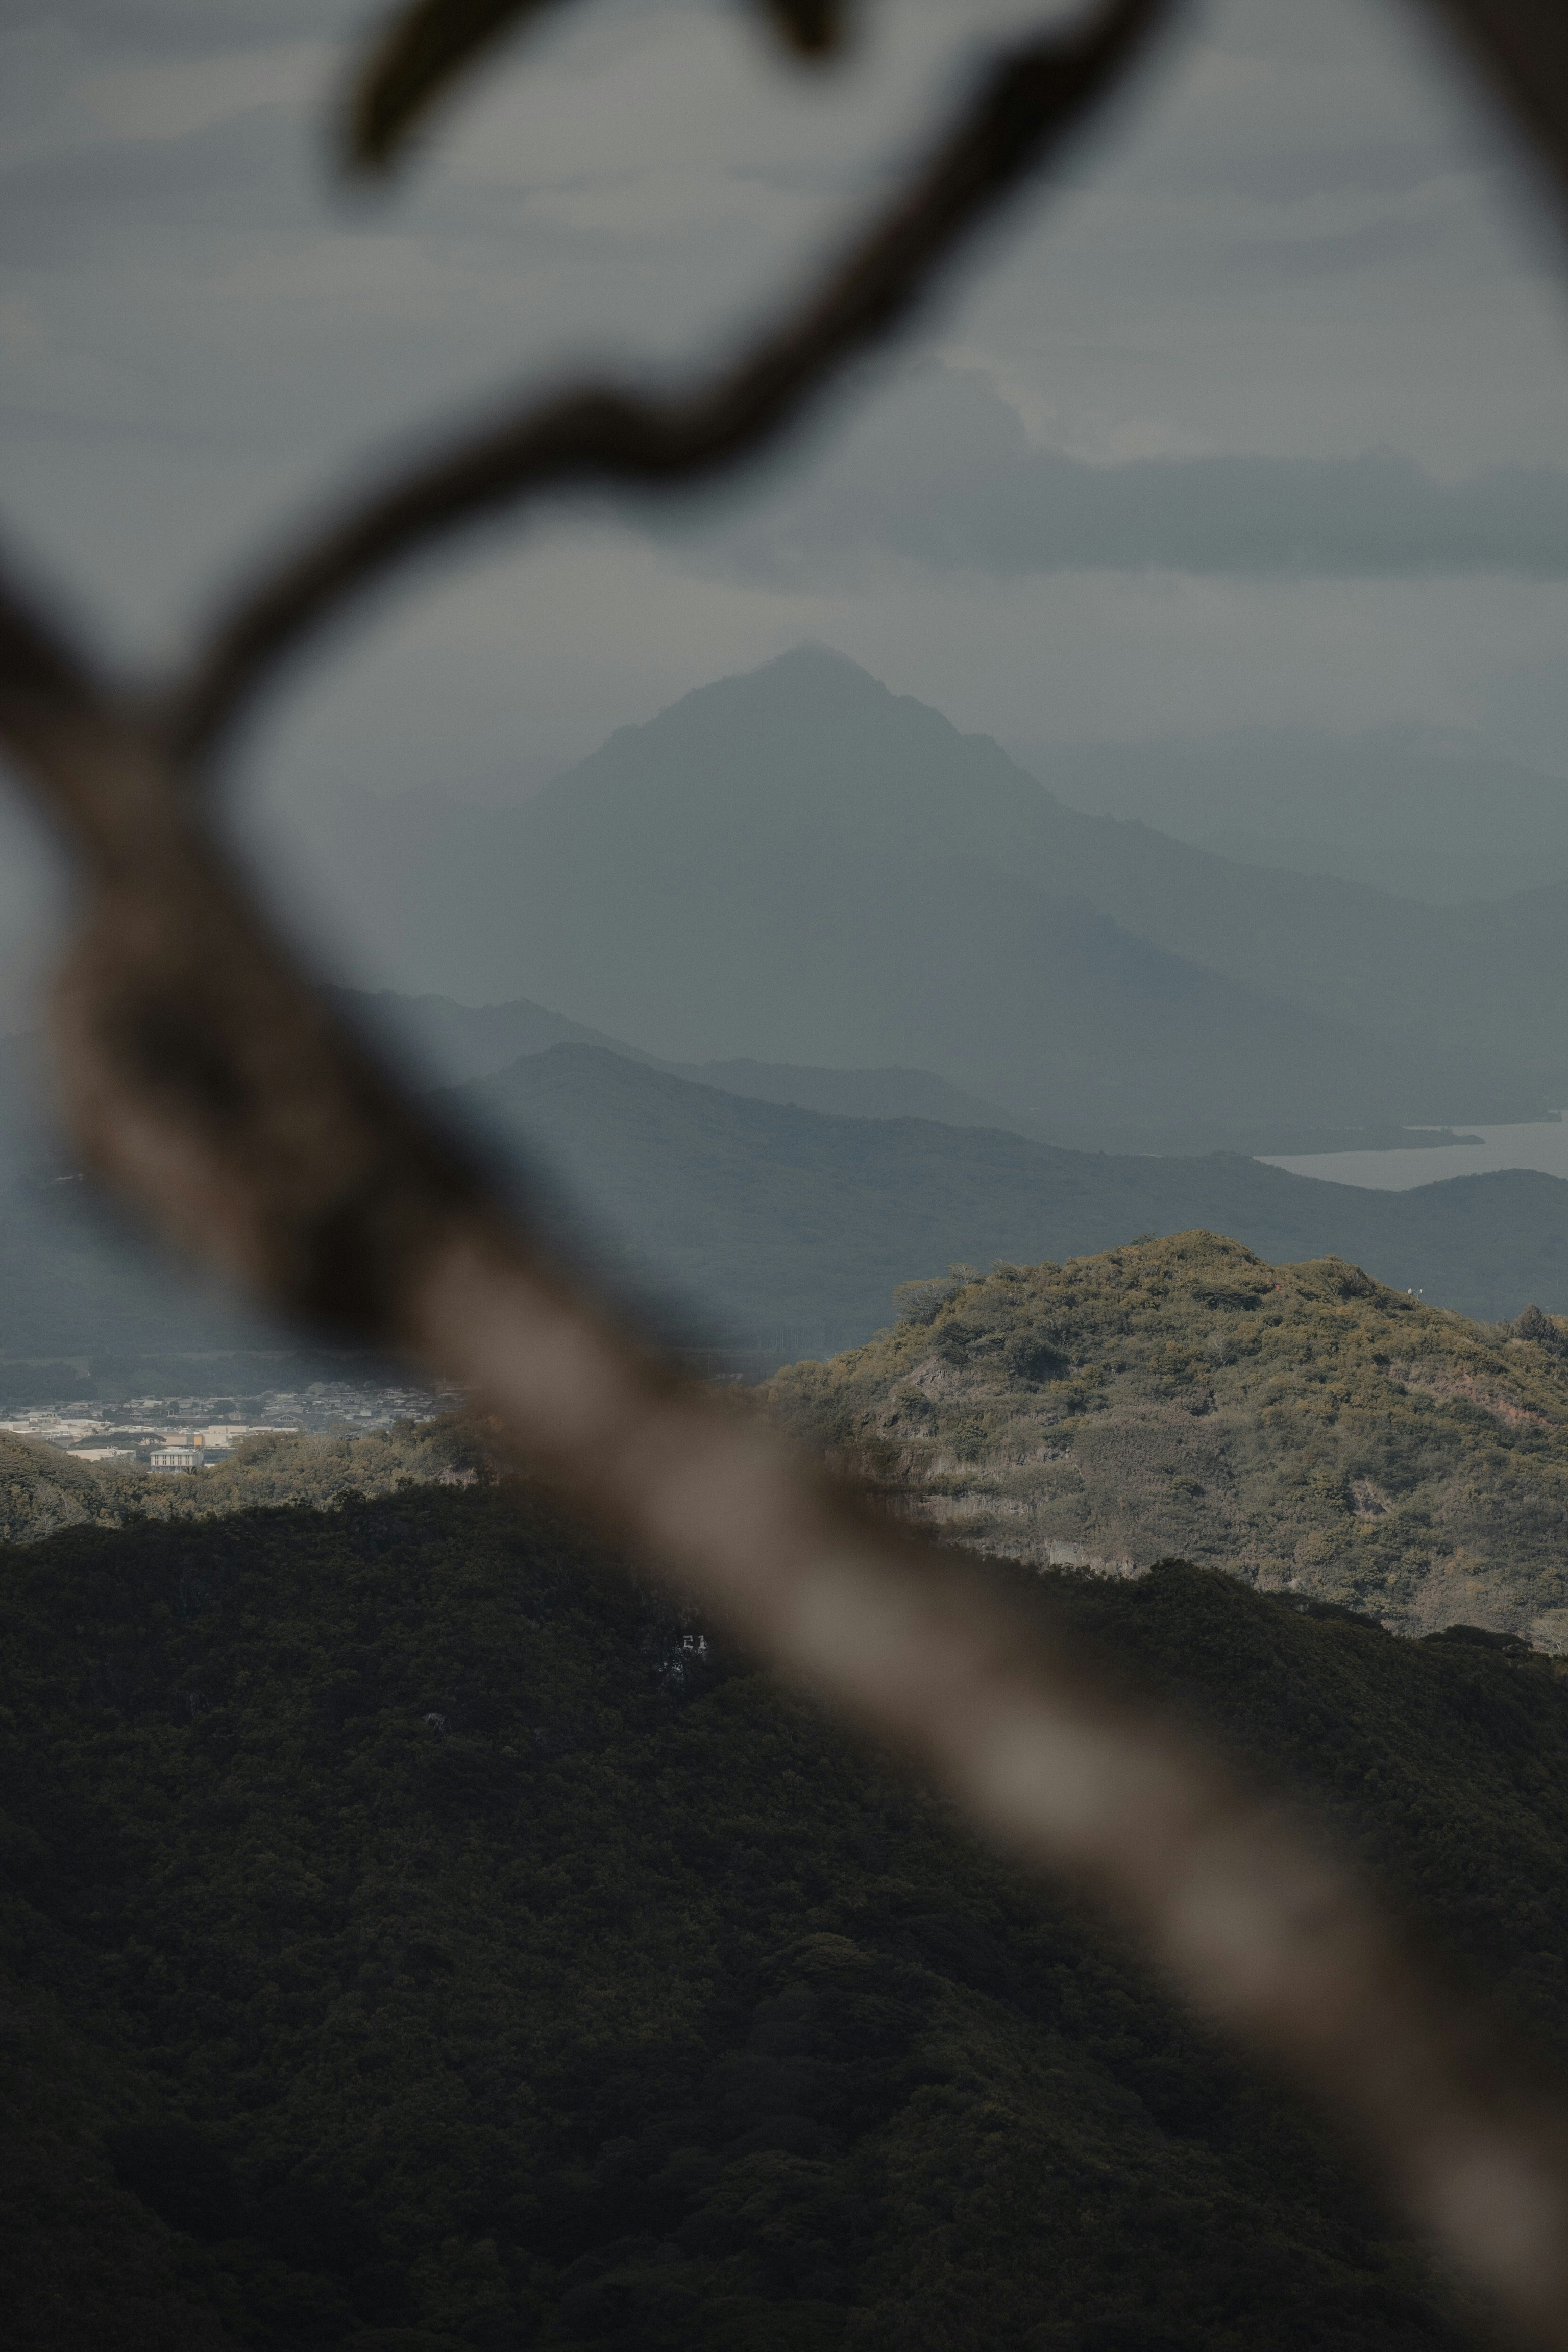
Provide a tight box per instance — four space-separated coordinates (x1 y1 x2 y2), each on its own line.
290 647 1565 1150
2 1010 1564 1377
5 648 1566 1371
446 1045 1567 1346
8 661 1568 2352
1028 726 1568 906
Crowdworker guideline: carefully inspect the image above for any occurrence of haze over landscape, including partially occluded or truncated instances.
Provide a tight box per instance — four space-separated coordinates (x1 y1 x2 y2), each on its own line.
7 5 1568 2348
7 640 1567 1367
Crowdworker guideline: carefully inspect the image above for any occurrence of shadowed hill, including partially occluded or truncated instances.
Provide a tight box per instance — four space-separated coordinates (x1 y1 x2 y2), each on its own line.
0 1429 120 1545
0 1029 1561 1380
765 1232 1568 1640
0 1174 277 1363
0 1005 1017 1376
12 1484 1568 2345
326 983 663 1084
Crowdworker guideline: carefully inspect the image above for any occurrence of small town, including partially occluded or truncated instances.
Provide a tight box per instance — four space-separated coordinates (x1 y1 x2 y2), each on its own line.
0 1376 462 1471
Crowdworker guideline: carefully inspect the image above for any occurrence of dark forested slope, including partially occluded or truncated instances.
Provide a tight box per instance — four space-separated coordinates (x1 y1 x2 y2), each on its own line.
9 1486 1568 2348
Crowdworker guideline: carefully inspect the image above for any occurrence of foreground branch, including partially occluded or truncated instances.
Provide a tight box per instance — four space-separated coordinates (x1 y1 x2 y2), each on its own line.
169 0 1177 768
0 544 111 749
1417 1 1568 215
3 1 1568 2338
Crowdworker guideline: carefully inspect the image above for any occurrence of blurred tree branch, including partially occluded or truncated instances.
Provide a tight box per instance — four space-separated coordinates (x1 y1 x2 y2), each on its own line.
3 3 1568 2343
172 0 1170 767
1421 1 1568 210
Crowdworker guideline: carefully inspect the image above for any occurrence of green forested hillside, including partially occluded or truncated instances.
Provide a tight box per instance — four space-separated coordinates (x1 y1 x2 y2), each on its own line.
11 1484 1568 2349
0 1428 121 1544
457 1046 1568 1348
767 1232 1568 1640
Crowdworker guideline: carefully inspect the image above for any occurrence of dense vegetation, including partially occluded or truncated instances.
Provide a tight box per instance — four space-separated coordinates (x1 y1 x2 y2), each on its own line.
12 1482 1568 2349
767 1232 1568 1641
9 1226 1568 1648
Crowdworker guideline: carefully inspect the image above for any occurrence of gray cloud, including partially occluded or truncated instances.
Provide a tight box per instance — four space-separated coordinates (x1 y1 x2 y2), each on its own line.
646 366 1568 582
1165 140 1470 206
31 1 324 42
892 448 1568 578
0 114 308 260
5 0 1568 857
1214 211 1452 281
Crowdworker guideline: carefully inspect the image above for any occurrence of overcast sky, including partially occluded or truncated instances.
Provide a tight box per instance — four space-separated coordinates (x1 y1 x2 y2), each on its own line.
6 0 1568 860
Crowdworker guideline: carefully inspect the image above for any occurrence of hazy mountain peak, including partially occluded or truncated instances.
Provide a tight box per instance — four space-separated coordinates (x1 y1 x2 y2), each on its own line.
287 649 1564 1134
557 644 1021 808
695 642 902 711
751 641 887 690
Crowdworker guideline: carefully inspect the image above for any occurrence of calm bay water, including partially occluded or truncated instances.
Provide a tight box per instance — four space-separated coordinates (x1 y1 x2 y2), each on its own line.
1262 1116 1568 1192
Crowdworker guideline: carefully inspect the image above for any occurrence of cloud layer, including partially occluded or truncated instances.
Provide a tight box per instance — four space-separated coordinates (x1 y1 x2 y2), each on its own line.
5 0 1568 862
642 365 1568 581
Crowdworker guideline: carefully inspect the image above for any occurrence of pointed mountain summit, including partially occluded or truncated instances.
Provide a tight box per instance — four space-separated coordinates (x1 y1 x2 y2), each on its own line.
450 650 1520 1143
522 643 1051 875
299 650 1556 1145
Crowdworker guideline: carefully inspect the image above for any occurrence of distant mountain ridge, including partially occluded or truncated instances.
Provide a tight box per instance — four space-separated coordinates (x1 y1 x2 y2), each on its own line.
0 997 1038 1379
331 987 1491 1159
0 1002 1558 1380
1025 727 1568 905
449 1044 1568 1350
293 649 1558 1144
336 987 1023 1133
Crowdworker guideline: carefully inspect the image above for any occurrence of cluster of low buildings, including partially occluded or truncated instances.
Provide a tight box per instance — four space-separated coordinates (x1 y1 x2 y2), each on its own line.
0 1377 460 1472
